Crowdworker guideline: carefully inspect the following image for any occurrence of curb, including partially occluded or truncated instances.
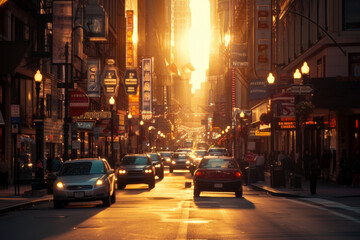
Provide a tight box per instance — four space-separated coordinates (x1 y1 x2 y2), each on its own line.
250 184 305 198
0 198 52 214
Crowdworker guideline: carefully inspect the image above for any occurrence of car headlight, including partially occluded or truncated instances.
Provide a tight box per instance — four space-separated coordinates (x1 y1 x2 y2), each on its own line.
144 169 153 173
56 182 64 189
95 179 104 186
155 164 161 168
171 160 176 164
186 160 190 164
118 169 127 174
166 159 171 162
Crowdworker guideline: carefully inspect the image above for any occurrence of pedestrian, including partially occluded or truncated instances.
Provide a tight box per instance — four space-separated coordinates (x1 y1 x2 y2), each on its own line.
309 158 320 195
52 156 63 172
0 154 8 188
255 152 265 182
303 150 311 180
281 153 291 186
320 149 331 182
339 150 351 185
352 155 360 187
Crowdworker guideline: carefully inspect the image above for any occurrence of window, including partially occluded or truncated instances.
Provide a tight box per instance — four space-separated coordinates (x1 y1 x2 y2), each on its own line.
349 53 360 77
46 94 52 118
343 0 360 30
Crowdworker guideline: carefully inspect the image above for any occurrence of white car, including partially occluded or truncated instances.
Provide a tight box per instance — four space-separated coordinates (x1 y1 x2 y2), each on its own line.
53 158 116 208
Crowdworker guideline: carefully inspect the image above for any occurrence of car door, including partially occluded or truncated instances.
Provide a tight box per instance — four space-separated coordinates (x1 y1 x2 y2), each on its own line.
104 160 115 194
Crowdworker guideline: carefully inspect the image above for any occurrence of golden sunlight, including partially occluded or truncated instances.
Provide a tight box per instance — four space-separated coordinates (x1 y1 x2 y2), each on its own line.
189 0 210 93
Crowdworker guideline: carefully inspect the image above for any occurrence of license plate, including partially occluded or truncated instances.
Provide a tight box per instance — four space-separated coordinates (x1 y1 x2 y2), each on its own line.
214 183 223 188
74 192 84 198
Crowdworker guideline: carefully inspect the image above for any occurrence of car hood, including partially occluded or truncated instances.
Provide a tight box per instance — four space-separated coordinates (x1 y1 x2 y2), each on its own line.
56 174 104 185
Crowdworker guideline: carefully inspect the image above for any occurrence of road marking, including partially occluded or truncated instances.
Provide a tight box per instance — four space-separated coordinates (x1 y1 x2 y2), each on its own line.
287 198 360 224
302 198 360 214
176 200 190 240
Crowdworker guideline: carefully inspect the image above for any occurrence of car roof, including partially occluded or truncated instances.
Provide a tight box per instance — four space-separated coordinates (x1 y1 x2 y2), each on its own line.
202 156 234 160
66 158 106 162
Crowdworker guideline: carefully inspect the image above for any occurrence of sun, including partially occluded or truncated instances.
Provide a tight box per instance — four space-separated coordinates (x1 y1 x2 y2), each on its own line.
189 0 210 93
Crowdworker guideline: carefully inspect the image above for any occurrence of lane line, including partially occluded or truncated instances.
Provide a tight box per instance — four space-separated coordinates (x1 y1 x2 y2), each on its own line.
176 200 190 240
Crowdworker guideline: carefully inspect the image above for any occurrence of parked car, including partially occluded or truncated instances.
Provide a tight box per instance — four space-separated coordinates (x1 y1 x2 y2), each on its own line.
159 151 173 166
193 156 243 198
147 152 165 179
176 148 193 154
116 154 156 190
53 158 116 208
207 147 228 156
170 153 196 175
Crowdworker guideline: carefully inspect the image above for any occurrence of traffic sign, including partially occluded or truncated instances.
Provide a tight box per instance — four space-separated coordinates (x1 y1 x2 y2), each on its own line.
69 90 89 117
290 85 314 95
245 152 256 163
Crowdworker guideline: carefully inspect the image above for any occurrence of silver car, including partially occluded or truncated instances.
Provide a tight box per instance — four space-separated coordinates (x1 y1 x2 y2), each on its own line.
53 158 116 208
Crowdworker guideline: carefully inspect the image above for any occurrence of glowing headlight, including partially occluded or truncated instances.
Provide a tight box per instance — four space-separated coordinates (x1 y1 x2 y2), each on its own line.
56 182 64 189
166 159 171 162
186 160 190 164
155 164 161 168
95 179 104 186
171 160 176 164
145 169 153 173
118 169 127 174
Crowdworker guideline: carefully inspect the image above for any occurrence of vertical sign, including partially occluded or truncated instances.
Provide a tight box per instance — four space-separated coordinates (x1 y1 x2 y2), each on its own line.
142 58 152 120
126 10 134 67
87 59 100 97
52 1 72 64
254 0 271 76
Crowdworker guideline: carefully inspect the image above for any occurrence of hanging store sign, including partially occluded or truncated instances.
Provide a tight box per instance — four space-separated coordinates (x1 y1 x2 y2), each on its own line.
102 60 119 96
87 59 100 97
124 69 138 94
230 43 248 68
126 10 134 67
84 0 108 41
52 1 72 64
142 58 152 120
254 0 271 76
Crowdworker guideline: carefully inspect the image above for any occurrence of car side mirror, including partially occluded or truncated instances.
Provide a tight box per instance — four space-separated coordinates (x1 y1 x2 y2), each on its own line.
108 169 115 174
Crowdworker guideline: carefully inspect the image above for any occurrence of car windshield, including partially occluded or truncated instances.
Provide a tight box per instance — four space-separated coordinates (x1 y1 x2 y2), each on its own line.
149 154 160 163
199 159 237 169
195 150 207 156
160 152 171 157
172 153 187 159
122 157 150 165
59 161 105 176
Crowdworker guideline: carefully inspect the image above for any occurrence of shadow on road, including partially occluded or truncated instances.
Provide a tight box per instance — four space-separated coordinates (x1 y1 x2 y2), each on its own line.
193 196 256 209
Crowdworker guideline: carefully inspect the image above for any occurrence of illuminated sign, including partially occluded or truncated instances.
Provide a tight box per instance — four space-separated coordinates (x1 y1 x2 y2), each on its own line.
87 59 100 97
126 10 134 67
142 58 152 120
124 69 138 94
101 62 119 96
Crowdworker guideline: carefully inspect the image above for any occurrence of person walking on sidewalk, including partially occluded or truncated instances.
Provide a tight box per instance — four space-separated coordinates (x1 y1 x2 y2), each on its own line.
0 154 8 188
309 158 321 195
255 152 265 182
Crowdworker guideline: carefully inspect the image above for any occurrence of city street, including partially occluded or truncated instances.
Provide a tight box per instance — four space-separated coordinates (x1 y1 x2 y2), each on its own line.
0 169 359 240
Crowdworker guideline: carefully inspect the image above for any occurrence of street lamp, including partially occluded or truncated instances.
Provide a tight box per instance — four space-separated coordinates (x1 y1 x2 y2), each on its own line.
139 120 144 153
127 113 132 153
267 73 275 163
109 96 115 167
34 70 44 187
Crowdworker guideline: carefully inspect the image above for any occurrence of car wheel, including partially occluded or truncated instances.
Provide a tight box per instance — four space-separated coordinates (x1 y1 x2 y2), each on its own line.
194 187 200 197
53 199 64 209
159 170 164 180
111 186 116 203
103 192 111 207
148 179 155 189
117 182 126 189
235 186 243 198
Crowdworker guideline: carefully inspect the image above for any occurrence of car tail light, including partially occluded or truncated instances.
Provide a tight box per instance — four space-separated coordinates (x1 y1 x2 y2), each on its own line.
235 171 242 178
195 170 205 178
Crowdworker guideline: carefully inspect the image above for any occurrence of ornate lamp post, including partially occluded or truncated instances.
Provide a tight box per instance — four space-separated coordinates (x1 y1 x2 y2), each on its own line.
109 96 115 167
127 113 132 153
267 72 275 163
139 120 144 153
34 70 44 187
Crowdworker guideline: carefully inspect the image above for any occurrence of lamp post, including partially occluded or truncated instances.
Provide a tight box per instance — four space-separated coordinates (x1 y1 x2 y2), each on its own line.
139 120 144 153
267 73 275 163
34 70 44 186
109 96 115 167
127 113 132 153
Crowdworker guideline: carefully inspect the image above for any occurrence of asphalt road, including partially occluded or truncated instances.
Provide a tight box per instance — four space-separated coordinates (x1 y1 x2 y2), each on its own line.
0 169 359 240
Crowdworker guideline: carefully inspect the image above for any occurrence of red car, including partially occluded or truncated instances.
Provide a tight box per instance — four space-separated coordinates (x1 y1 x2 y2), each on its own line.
193 156 243 198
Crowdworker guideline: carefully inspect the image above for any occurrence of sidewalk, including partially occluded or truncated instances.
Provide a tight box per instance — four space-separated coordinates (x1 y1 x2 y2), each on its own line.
251 171 360 198
0 184 52 214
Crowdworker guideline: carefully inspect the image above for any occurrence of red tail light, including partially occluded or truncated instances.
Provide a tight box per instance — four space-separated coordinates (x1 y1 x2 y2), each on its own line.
235 171 242 178
195 171 202 177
